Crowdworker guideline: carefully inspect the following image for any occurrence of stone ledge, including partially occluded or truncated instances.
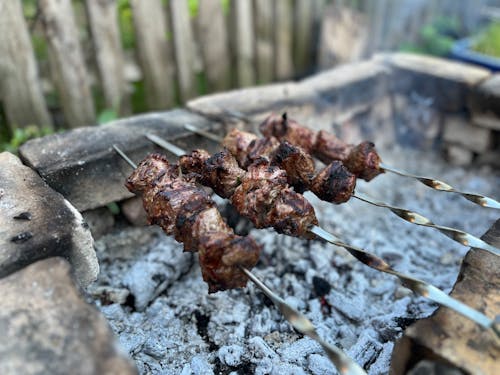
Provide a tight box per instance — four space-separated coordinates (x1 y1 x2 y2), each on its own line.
0 152 98 287
19 109 213 211
380 53 491 111
0 257 137 375
299 59 390 110
443 114 492 153
187 81 319 118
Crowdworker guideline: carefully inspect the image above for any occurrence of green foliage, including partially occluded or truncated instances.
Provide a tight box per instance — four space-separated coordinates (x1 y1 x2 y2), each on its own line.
0 126 54 154
97 109 118 125
473 22 500 58
118 0 135 50
188 0 199 17
399 17 461 57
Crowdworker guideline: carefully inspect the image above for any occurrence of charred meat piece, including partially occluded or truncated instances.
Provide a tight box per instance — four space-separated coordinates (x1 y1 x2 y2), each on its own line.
179 149 210 177
343 141 383 181
125 153 171 194
223 128 258 166
245 136 280 167
259 113 316 153
231 161 317 237
203 149 246 198
198 233 261 293
272 141 315 193
313 130 353 165
310 161 356 204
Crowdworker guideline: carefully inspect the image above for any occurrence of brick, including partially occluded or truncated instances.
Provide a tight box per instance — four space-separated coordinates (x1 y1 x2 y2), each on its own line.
0 152 97 287
82 206 115 240
19 109 214 211
443 115 492 152
382 53 491 111
469 74 500 130
0 258 137 375
445 144 474 166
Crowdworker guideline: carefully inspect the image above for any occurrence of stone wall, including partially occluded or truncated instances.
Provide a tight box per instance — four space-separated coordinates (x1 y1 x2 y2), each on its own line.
1 53 499 374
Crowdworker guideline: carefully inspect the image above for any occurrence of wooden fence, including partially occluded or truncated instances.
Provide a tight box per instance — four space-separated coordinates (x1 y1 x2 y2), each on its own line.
0 0 496 131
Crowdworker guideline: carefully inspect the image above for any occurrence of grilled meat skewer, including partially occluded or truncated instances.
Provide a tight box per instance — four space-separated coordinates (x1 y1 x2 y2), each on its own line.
125 153 261 293
219 128 500 255
113 145 367 375
146 135 500 336
258 112 500 209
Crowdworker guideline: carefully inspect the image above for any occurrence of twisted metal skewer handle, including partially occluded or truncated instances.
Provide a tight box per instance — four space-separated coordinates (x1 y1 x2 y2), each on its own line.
241 267 366 375
309 225 499 337
379 163 500 209
354 192 500 256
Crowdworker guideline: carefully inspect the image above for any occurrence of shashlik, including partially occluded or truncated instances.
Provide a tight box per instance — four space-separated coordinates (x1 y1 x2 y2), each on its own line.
140 138 499 335
258 112 383 181
223 128 357 204
179 149 319 238
125 153 261 293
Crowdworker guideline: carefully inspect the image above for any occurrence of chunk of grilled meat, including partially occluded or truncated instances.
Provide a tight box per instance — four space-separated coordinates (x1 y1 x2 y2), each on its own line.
199 233 261 293
343 141 382 182
231 160 318 238
258 113 384 181
310 161 356 204
245 136 280 167
272 141 315 193
259 112 316 153
126 154 261 293
223 128 258 166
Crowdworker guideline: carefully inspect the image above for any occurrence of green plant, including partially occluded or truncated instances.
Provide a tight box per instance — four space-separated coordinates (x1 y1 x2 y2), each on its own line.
400 17 461 57
0 126 54 153
473 22 500 58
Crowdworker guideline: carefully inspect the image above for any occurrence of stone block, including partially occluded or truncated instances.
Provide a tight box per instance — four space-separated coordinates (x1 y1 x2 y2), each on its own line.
121 196 148 226
0 152 97 287
469 74 500 130
445 144 474 166
82 206 115 240
300 59 390 111
443 115 492 152
187 82 318 118
19 109 213 211
0 257 137 375
382 53 490 111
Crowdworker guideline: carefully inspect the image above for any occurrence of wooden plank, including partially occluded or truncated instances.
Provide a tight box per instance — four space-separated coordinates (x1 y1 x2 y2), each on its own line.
196 0 230 92
169 0 197 102
39 0 95 128
85 0 128 114
253 0 274 83
130 0 175 109
273 0 294 80
231 0 256 87
293 0 315 76
0 0 52 130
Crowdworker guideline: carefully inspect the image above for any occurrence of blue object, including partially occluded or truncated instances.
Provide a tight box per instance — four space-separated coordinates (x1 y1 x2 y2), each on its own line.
451 38 500 71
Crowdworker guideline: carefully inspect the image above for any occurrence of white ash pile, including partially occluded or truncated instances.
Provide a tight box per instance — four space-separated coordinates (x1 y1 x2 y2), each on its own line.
89 145 498 374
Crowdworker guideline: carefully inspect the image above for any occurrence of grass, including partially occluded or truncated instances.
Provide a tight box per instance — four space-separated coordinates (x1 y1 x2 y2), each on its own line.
473 22 500 58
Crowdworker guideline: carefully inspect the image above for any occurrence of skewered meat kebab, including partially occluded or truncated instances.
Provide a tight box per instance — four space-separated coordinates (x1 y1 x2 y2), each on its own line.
145 134 500 337
184 124 500 256
112 145 366 375
222 110 500 209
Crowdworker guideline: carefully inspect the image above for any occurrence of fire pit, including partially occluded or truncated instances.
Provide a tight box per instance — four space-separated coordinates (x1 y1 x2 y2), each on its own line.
1 53 499 374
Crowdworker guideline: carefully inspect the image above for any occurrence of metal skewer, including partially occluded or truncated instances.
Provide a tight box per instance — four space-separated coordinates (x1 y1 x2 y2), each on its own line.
178 126 500 256
216 109 500 210
145 136 500 338
112 144 365 374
